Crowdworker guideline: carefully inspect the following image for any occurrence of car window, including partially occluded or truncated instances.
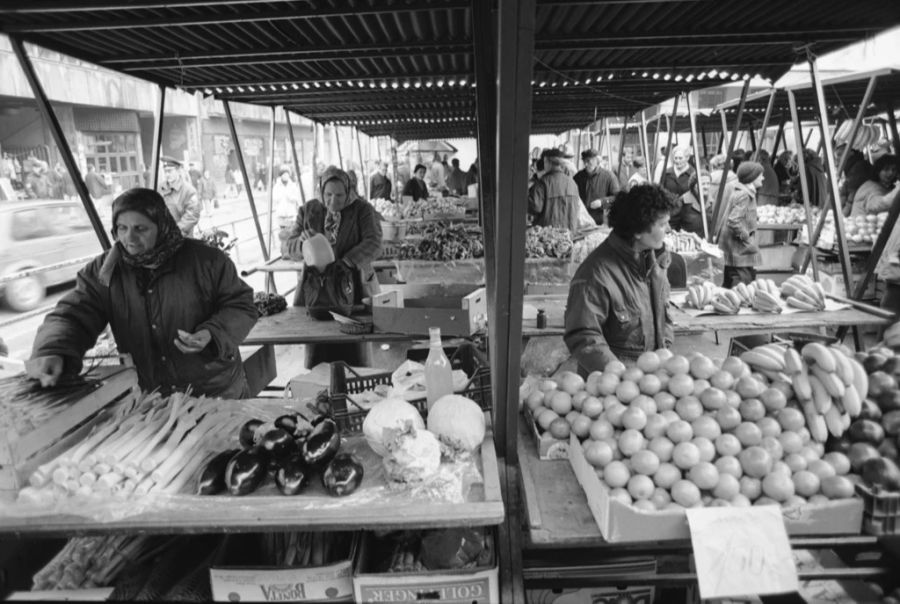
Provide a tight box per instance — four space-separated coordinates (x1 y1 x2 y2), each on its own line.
11 208 56 241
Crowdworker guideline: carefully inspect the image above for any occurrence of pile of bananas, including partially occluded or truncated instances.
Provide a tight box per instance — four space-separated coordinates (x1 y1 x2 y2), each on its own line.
710 289 741 315
740 342 867 443
684 281 717 309
749 278 783 313
781 274 827 311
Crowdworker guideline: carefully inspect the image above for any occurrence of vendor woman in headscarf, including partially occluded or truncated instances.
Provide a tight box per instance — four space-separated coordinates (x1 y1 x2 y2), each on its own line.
28 188 258 398
564 184 677 376
281 165 382 365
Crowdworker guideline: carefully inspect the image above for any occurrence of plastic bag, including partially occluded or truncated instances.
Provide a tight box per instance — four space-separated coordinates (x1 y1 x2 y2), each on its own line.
301 233 335 271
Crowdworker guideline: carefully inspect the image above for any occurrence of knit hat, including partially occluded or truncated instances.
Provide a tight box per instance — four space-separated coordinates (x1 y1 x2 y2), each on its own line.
736 161 764 184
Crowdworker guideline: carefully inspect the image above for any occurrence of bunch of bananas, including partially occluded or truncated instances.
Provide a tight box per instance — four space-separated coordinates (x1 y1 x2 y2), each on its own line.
711 289 741 315
781 274 827 311
685 281 717 309
732 282 756 307
740 341 868 443
749 278 783 313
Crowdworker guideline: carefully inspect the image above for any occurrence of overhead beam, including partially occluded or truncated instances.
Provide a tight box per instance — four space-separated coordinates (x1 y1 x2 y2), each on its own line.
0 0 288 13
181 74 475 91
536 28 873 50
2 0 470 32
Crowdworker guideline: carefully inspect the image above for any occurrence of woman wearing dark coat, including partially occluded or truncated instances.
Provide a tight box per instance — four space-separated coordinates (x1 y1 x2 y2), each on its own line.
29 188 258 398
401 164 429 201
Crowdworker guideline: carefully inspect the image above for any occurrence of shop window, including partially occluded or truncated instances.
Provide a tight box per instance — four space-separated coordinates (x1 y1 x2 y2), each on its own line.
84 131 142 189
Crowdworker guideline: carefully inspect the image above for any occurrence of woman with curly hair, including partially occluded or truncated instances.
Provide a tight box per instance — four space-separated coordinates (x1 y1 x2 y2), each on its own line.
564 184 677 375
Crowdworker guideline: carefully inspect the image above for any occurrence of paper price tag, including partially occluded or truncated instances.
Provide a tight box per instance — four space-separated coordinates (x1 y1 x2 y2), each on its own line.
686 505 798 601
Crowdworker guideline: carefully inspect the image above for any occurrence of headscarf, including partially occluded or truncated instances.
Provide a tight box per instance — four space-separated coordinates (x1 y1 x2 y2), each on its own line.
111 187 184 269
319 166 358 244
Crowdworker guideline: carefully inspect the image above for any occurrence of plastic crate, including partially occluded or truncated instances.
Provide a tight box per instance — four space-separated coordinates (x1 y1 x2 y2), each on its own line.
856 483 900 535
328 342 492 433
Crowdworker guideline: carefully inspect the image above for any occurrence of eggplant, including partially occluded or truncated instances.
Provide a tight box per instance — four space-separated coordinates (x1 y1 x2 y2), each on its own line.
239 419 264 449
275 454 311 496
322 453 364 497
275 414 299 435
260 428 297 459
225 447 268 495
197 449 241 495
302 418 340 469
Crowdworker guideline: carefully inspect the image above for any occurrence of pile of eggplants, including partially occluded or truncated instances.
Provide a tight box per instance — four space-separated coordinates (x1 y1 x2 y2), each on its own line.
197 414 364 497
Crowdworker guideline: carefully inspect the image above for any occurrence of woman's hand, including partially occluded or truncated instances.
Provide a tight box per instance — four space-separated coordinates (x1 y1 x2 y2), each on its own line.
26 355 64 387
174 329 212 354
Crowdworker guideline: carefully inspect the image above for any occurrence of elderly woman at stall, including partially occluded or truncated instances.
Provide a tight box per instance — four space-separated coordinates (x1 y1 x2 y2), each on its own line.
281 165 382 366
660 146 695 231
28 188 258 398
849 154 900 217
564 184 677 376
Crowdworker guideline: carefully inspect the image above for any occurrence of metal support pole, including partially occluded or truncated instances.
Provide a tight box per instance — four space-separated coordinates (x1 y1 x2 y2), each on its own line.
284 109 306 204
312 122 319 194
356 128 367 199
772 117 786 159
9 36 110 250
223 100 268 262
686 92 710 241
710 79 751 242
603 118 613 170
790 89 820 282
150 84 166 190
887 99 900 156
700 125 709 159
266 106 276 258
617 114 630 180
334 125 344 170
719 110 729 154
752 91 777 161
658 96 680 183
639 110 651 172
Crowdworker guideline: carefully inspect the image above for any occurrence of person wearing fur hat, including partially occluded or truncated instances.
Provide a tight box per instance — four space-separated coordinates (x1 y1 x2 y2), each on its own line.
28 188 258 398
720 161 764 288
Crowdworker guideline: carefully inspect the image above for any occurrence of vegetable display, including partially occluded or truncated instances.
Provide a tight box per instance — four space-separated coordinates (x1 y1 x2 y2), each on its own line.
254 292 287 317
396 223 483 261
382 527 492 572
525 226 573 259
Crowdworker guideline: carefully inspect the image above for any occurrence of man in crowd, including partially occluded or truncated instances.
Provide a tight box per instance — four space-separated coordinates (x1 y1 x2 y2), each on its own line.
573 148 620 225
272 168 302 230
158 156 201 237
617 145 638 188
446 158 469 196
369 160 392 200
528 148 582 232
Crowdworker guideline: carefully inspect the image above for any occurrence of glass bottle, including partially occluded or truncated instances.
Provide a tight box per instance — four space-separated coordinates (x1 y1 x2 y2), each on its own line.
424 327 453 410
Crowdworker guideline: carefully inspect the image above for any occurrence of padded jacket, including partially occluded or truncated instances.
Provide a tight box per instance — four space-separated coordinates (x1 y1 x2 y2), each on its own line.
528 169 582 232
719 182 762 268
564 232 674 376
32 240 257 398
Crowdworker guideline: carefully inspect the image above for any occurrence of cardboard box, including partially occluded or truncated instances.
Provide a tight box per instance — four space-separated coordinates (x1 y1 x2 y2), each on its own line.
569 433 863 543
210 533 357 602
523 408 569 461
371 284 486 337
527 586 655 604
352 532 498 603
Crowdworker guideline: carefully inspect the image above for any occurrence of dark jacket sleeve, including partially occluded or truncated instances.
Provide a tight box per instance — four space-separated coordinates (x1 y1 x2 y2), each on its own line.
528 179 547 218
564 274 618 373
196 251 258 362
342 202 383 267
281 204 307 260
31 258 109 373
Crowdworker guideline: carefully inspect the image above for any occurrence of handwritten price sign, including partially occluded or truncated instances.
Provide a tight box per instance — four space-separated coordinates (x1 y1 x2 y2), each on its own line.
686 505 799 600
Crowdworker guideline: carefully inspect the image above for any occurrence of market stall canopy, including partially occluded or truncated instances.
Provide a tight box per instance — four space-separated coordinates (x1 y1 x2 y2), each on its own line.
2 0 899 139
398 140 459 155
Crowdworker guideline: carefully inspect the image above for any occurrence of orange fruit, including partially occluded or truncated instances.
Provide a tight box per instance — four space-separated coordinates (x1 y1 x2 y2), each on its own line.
667 374 695 398
630 395 658 416
589 418 615 441
539 379 559 392
584 440 615 468
739 398 766 421
671 479 702 507
777 431 804 455
713 473 741 500
557 371 586 395
808 494 830 505
650 487 672 509
666 419 694 444
739 446 773 478
566 410 580 424
777 408 806 432
605 403 627 427
735 376 766 399
653 462 682 489
653 370 671 392
730 493 752 507
627 474 656 500
715 455 743 479
615 380 641 404
806 459 837 480
760 387 788 412
571 414 593 440
622 406 648 431
636 351 662 373
798 446 820 465
643 414 670 439
631 450 661 476
689 355 718 380
608 487 633 505
536 408 559 430
739 476 762 500
823 452 851 475
721 356 749 379
692 378 712 398
595 373 620 396
525 390 545 411
784 453 808 473
715 406 743 431
633 499 656 512
648 436 675 462
672 442 701 469
771 461 792 476
762 472 795 502
548 418 571 439
638 373 662 395
604 360 627 376
581 396 604 419
734 422 763 447
653 391 677 412
602 394 621 410
709 370 736 391
715 434 743 457
809 442 825 459
688 461 720 490
660 410 681 424
618 429 646 457
760 436 784 461
622 367 645 383
692 437 716 463
549 391 573 415
724 389 742 408
655 348 675 362
692 416 722 441
664 354 691 376
754 496 780 507
603 460 631 488
699 387 728 410
675 396 704 422
792 470 821 497
571 391 589 411
756 417 782 438
585 371 606 396
820 475 855 499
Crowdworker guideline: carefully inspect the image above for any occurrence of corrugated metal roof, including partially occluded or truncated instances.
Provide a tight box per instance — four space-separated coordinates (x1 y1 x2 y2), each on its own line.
2 0 898 139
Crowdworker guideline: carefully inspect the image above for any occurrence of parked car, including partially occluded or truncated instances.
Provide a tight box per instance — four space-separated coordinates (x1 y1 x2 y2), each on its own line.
0 199 102 311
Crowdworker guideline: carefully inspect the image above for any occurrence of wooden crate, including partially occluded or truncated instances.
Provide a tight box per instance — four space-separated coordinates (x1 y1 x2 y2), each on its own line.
371 284 486 337
0 365 138 496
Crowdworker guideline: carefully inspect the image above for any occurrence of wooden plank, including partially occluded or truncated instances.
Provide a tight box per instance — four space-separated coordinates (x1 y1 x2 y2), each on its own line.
244 307 417 345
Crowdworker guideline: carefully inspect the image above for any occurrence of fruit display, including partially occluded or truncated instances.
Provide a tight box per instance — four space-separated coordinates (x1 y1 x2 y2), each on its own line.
796 210 887 249
756 205 817 226
525 226 574 259
253 292 288 317
710 289 741 315
372 197 468 222
664 230 707 253
781 273 827 311
748 278 783 313
524 348 862 512
684 280 717 309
